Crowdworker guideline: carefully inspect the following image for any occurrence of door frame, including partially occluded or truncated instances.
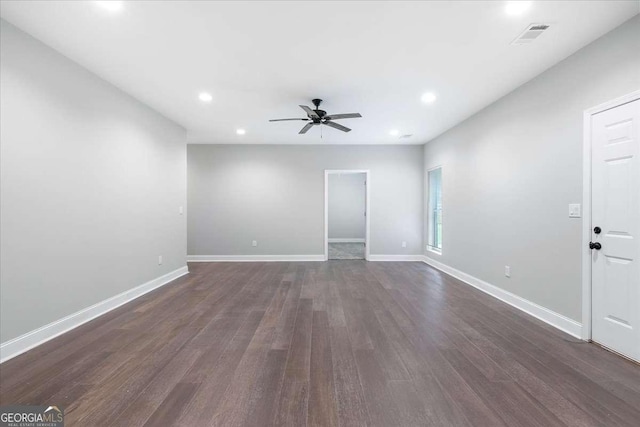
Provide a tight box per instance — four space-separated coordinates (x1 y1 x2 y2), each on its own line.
324 170 370 261
581 89 640 341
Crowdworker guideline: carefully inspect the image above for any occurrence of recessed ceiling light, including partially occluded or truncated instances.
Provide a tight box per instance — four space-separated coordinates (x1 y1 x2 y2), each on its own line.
236 129 246 135
389 129 400 137
198 92 213 103
95 1 123 12
421 92 437 104
505 1 531 16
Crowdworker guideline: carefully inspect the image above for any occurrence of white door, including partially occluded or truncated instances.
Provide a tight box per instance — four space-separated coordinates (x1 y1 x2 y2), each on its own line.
591 98 640 362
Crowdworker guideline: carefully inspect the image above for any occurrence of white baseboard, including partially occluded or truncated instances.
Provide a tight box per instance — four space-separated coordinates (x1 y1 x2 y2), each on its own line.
0 266 189 364
188 254 425 262
187 255 325 262
368 254 425 262
422 256 582 338
328 238 366 243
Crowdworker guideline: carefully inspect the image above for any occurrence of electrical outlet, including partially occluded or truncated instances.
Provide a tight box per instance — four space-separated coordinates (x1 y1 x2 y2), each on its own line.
401 241 407 248
505 266 510 278
252 240 258 247
158 255 163 265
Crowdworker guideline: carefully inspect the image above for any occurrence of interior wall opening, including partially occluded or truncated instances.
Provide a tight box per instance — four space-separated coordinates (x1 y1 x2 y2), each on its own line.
326 171 368 260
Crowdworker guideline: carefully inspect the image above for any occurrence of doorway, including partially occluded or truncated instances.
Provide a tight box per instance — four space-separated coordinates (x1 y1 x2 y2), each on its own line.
582 91 640 362
324 170 370 261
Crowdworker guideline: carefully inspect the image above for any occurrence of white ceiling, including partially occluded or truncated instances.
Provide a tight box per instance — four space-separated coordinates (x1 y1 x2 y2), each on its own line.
1 1 638 145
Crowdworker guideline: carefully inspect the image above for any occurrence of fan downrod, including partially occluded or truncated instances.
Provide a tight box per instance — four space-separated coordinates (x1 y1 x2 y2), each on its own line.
310 99 327 121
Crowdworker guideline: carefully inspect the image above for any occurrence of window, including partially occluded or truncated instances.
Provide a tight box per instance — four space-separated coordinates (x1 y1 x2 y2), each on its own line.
427 167 442 253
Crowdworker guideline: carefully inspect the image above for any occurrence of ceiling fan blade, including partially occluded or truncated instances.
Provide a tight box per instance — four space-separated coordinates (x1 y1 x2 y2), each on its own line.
269 118 308 122
299 105 320 119
299 122 314 134
324 113 362 120
324 121 351 133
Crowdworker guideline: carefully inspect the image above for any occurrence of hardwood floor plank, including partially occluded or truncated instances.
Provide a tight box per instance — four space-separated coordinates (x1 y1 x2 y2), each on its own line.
457 304 638 426
401 327 509 427
447 310 600 427
240 349 288 427
0 318 140 394
274 298 313 426
308 311 338 427
143 382 198 427
329 326 371 427
442 348 565 427
109 347 202 426
387 380 432 426
211 274 291 425
15 351 111 406
341 297 374 350
359 300 411 380
353 349 404 427
373 309 473 426
176 310 264 426
66 325 199 425
271 266 304 350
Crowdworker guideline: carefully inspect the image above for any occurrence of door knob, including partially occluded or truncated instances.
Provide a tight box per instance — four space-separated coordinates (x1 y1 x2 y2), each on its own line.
589 242 602 250
593 226 601 234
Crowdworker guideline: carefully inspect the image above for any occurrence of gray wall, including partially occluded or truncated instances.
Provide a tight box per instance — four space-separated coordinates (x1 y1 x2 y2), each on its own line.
188 145 423 256
0 21 187 342
423 16 640 322
328 173 366 240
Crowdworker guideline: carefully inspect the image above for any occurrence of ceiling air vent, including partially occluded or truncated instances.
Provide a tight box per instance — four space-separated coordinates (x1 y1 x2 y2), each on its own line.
511 23 551 45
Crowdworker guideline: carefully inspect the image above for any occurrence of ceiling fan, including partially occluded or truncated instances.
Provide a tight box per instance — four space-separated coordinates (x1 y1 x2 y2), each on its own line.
269 99 362 134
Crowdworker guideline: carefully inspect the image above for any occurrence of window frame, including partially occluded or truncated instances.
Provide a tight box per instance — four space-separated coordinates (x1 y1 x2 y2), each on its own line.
426 165 443 255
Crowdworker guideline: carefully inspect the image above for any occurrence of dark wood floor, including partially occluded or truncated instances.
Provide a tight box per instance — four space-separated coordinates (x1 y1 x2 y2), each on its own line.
1 261 639 426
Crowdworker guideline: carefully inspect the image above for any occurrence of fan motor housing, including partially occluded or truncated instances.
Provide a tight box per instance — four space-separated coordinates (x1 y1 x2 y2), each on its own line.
311 99 326 122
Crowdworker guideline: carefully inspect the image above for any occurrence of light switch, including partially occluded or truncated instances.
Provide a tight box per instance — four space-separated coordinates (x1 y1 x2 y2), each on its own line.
569 204 581 218
179 206 184 215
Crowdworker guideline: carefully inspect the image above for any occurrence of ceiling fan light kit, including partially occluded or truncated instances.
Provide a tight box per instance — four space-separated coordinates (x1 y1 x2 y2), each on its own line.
269 99 362 134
